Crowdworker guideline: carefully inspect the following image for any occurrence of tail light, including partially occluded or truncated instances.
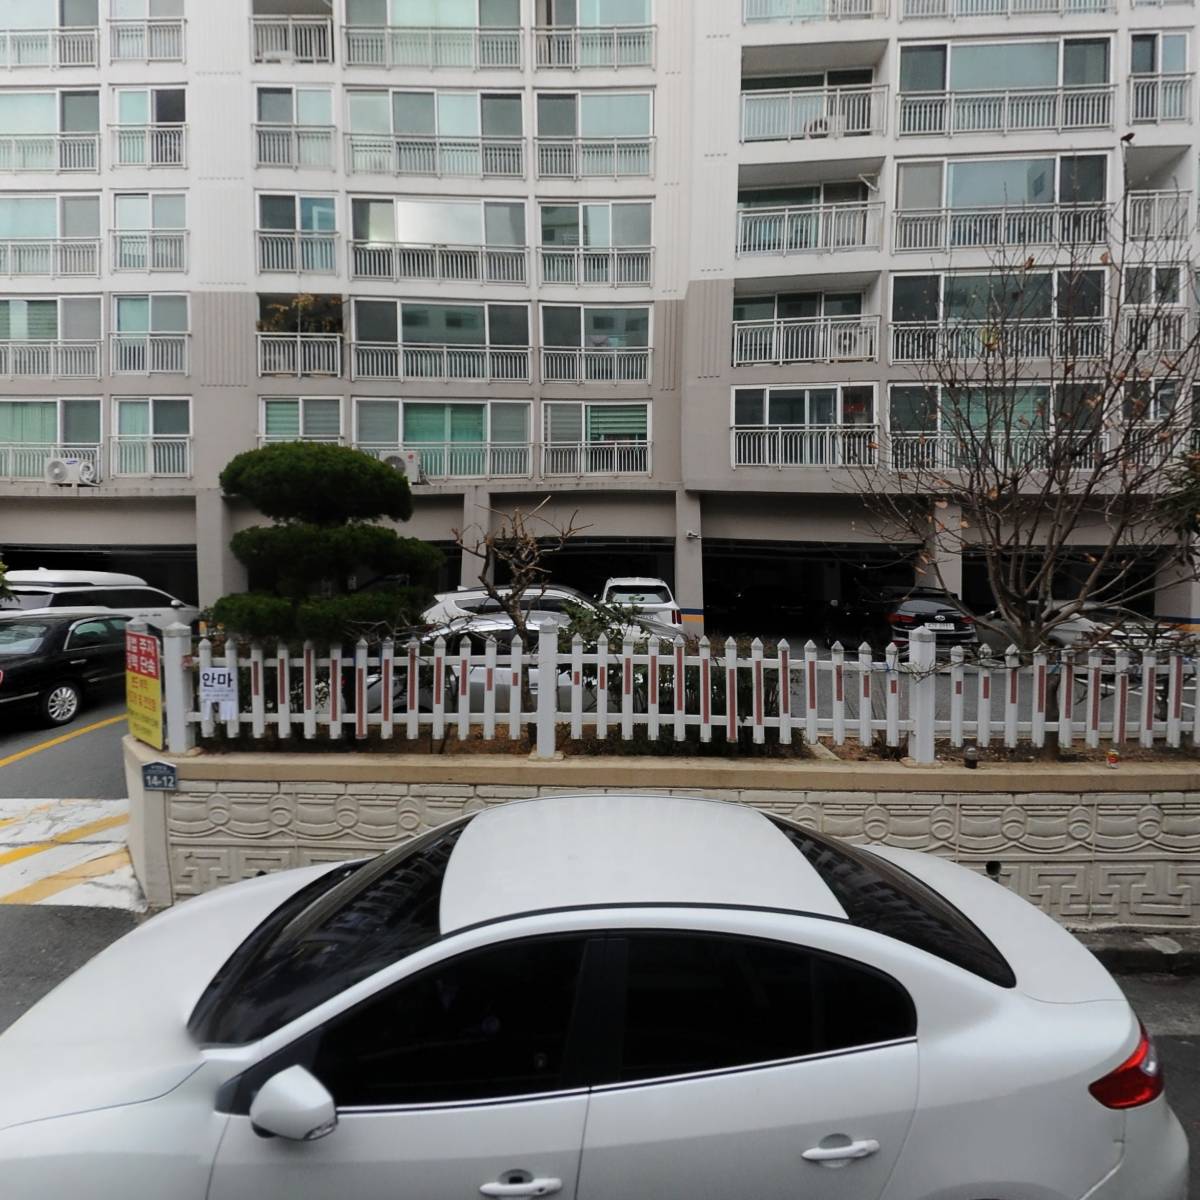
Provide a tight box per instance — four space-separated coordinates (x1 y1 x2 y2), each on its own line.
887 613 916 625
1089 1022 1164 1109
0 669 4 687
672 611 681 625
960 615 976 625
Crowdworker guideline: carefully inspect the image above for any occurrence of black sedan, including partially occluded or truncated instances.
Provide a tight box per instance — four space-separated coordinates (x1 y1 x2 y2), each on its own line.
839 586 979 651
0 611 130 726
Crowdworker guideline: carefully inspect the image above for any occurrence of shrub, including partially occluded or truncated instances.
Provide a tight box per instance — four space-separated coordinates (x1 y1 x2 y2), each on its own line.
211 593 294 640
293 590 427 642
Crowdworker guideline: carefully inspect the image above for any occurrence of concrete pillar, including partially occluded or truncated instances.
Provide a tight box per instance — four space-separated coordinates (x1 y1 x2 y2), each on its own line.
458 486 490 588
915 501 963 598
194 489 245 607
1155 552 1200 631
674 490 704 634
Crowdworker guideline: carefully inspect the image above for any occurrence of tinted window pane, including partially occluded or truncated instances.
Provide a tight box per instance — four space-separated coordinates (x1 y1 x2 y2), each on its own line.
312 937 587 1106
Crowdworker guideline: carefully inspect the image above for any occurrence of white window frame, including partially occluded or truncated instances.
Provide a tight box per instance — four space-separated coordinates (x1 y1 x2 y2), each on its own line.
260 394 344 441
730 383 878 427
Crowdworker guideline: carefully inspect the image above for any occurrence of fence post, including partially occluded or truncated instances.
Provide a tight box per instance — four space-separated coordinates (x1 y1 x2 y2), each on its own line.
535 630 557 758
907 626 936 764
162 621 194 754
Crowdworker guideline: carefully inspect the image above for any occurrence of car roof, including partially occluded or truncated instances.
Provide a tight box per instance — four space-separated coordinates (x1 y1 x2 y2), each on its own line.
5 569 147 587
438 793 846 933
0 608 127 622
604 576 671 587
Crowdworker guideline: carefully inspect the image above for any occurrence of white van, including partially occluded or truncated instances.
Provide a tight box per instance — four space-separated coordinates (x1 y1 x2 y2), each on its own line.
1 569 199 630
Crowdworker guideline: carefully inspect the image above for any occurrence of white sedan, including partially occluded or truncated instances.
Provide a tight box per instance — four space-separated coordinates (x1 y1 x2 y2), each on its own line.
0 794 1188 1200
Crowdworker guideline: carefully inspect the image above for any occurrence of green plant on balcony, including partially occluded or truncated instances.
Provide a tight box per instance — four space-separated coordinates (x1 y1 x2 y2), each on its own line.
256 293 344 335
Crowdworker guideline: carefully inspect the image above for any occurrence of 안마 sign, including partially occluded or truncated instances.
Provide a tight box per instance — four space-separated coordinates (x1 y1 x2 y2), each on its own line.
126 629 164 750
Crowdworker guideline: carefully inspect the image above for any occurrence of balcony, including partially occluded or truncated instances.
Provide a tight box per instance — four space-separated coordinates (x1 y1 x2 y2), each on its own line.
251 16 333 63
889 431 1102 471
1126 191 1192 240
741 87 888 141
1120 309 1187 356
358 442 533 480
539 246 653 286
256 231 338 274
541 347 651 383
533 26 655 69
1127 74 1194 124
257 333 343 376
111 125 186 168
890 320 1107 363
346 134 524 178
542 441 650 476
737 203 884 256
0 238 100 277
259 434 343 447
0 341 100 379
111 230 188 272
0 443 102 482
110 333 189 374
898 86 1114 136
0 27 99 68
110 436 191 478
255 125 336 169
352 343 531 382
343 25 522 69
893 203 1109 252
0 134 98 173
351 241 527 284
109 18 185 62
733 316 880 365
732 425 878 467
535 137 654 179
743 0 888 20
900 0 1112 15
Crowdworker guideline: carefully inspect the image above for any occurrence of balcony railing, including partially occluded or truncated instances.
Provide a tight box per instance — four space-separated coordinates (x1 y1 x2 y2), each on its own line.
541 347 651 382
344 25 523 68
533 25 655 68
535 136 654 178
111 230 188 272
733 316 880 365
358 442 534 480
350 241 526 284
890 319 1107 363
352 343 531 382
1127 74 1194 124
110 435 191 478
346 134 524 178
743 0 889 20
898 86 1114 136
255 125 336 169
0 133 98 172
539 246 653 285
893 203 1109 252
256 231 339 274
889 430 1103 471
0 443 102 482
1120 309 1188 355
251 16 333 63
542 441 650 476
900 0 1113 15
0 341 100 379
111 124 186 168
732 425 879 467
0 238 100 277
110 333 189 374
257 333 343 376
1126 190 1192 240
109 18 185 61
259 434 344 447
737 203 884 255
741 86 888 141
0 27 99 67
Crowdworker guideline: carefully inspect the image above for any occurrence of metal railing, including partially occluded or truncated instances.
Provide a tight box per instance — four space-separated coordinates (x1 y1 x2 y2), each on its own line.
0 27 99 67
110 333 189 374
893 203 1110 252
732 425 879 467
898 86 1114 135
256 231 338 274
539 246 653 285
111 124 186 168
901 0 1113 15
737 203 884 255
0 442 102 481
1125 190 1192 240
890 319 1108 363
541 347 651 382
358 442 534 480
1127 74 1194 123
346 134 525 178
888 430 1103 471
258 434 344 447
1120 309 1188 355
741 86 888 140
0 238 100 277
0 340 100 378
257 333 343 377
350 241 526 284
535 136 654 178
352 343 531 382
255 125 336 169
111 230 188 272
343 25 523 68
110 435 191 478
108 18 185 61
533 25 655 68
744 0 889 20
542 440 650 475
0 133 98 172
251 16 333 63
733 316 880 365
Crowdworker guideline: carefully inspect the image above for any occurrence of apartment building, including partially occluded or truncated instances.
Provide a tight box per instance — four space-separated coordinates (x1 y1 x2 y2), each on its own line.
0 0 1195 625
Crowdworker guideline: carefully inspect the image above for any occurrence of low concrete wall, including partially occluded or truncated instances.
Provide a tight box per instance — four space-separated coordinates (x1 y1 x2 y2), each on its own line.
124 738 1200 929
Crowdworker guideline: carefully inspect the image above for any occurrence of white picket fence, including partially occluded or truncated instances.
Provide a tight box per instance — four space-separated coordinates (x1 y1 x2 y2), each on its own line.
152 625 1198 763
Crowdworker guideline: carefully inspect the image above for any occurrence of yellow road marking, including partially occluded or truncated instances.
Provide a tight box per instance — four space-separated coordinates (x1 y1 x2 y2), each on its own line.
0 800 57 831
0 848 131 905
0 715 126 770
0 812 129 869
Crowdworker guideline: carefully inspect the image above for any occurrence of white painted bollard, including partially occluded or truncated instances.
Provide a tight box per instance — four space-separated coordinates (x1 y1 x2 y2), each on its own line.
162 621 194 753
907 626 936 764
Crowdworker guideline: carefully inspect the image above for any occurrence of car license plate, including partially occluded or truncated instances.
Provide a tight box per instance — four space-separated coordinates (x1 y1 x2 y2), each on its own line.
926 622 954 631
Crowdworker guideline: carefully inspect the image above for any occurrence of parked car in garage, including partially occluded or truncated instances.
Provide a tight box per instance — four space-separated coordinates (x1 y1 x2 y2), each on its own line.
840 585 979 651
599 576 681 625
978 603 1192 655
1 568 198 631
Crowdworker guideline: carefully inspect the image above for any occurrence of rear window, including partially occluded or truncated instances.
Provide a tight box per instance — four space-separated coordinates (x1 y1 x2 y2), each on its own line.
769 818 1016 988
0 621 53 654
898 597 965 615
1 591 55 611
608 587 672 604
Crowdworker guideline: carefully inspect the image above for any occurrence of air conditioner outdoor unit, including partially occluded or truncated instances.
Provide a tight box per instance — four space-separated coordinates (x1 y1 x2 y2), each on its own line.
383 450 425 482
45 457 98 487
261 49 295 64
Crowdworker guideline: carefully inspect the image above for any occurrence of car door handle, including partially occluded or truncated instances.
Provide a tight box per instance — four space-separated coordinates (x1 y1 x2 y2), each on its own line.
69 659 87 665
480 1179 562 1198
802 1138 880 1164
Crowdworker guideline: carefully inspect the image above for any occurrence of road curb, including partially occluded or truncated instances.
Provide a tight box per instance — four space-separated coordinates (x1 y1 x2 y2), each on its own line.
1080 932 1200 976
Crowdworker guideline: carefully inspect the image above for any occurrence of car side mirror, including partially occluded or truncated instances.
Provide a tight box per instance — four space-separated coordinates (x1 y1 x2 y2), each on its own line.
171 599 185 608
248 1066 337 1142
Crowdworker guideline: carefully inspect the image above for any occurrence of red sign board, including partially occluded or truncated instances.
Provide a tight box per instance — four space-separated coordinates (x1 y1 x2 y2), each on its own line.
125 629 163 749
